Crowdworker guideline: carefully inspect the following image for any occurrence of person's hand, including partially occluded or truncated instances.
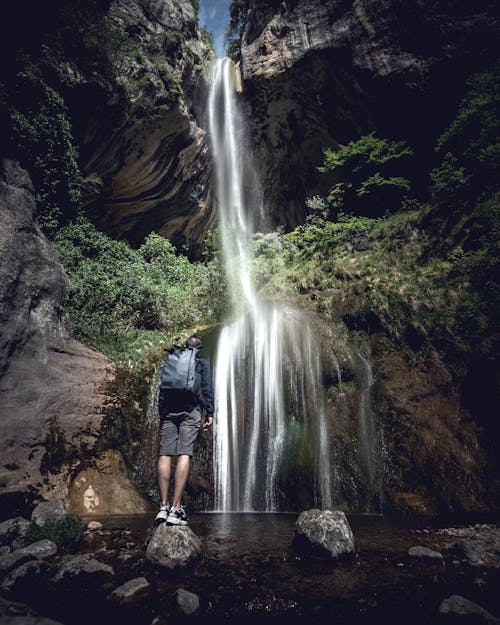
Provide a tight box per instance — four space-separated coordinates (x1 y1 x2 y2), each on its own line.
202 415 213 431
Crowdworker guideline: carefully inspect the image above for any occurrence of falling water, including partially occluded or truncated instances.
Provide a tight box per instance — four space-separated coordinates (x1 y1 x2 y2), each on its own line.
357 344 383 513
208 58 333 511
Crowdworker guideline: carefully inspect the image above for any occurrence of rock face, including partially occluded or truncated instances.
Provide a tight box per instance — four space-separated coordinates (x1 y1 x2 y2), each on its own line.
0 159 111 515
66 449 153 516
64 0 216 250
240 0 500 226
146 524 202 569
293 509 355 558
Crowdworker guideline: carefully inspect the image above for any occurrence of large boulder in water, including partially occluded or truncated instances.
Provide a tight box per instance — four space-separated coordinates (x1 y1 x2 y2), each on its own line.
293 509 355 558
146 525 202 569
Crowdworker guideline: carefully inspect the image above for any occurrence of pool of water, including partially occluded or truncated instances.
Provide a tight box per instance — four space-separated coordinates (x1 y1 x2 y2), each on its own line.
82 511 491 558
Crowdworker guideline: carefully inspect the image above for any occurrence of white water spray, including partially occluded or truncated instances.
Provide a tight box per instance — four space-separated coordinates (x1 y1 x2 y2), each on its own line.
209 58 333 511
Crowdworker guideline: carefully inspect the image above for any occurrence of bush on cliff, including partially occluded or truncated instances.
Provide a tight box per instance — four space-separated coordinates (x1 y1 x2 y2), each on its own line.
319 133 413 217
54 217 225 356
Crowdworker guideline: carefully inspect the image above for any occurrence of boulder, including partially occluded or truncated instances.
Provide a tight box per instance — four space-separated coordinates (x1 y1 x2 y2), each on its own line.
53 554 114 586
174 588 200 616
146 525 202 569
86 521 103 531
0 518 30 550
107 577 150 604
31 501 68 528
1 561 50 598
0 539 57 573
438 595 499 624
408 546 443 560
293 509 355 558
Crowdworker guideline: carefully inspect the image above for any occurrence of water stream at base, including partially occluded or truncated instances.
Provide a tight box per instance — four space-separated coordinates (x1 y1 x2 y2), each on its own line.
208 58 333 511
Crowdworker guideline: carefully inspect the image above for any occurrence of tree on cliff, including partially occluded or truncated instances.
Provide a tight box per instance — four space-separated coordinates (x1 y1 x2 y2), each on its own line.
319 133 413 217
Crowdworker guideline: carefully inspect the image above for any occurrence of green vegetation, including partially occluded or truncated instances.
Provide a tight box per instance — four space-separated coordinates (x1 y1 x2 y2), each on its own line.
7 67 81 236
226 0 250 61
250 64 499 374
54 217 226 359
25 515 84 553
319 133 413 217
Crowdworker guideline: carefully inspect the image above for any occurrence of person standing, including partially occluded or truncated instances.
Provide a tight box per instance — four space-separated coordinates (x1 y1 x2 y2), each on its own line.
155 336 214 525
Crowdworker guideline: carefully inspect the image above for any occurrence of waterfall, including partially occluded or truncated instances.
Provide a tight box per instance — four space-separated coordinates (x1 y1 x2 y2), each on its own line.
208 58 333 511
357 344 383 513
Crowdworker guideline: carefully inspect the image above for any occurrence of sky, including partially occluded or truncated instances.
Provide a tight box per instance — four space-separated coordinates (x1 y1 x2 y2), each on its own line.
199 0 232 58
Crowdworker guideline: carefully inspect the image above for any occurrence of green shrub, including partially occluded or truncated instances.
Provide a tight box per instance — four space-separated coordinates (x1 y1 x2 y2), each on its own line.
319 133 413 217
54 217 226 356
9 67 81 236
25 515 84 553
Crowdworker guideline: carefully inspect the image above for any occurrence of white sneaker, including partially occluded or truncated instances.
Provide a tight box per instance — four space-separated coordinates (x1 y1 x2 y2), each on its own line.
155 504 169 523
167 506 189 526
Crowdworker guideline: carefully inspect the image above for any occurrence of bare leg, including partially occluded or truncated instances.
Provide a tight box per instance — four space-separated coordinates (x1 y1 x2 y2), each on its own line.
172 454 190 508
158 455 172 505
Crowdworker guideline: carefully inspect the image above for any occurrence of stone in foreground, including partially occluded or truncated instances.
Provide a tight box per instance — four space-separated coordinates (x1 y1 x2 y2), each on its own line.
174 588 200 616
293 509 355 558
53 554 114 586
31 500 69 528
107 577 150 604
0 539 57 573
146 525 202 569
0 518 30 550
439 595 499 623
408 546 443 560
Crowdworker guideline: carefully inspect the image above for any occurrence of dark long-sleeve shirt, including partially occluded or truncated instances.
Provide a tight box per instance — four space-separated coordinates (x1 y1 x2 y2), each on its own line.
159 354 214 417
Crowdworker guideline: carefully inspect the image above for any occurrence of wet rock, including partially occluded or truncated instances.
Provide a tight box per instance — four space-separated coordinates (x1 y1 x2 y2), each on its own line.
146 525 202 569
174 588 200 616
439 525 500 568
408 546 443 560
53 553 114 586
293 509 355 558
438 595 499 623
1 560 50 598
107 577 150 604
0 539 57 572
87 521 103 531
31 500 69 528
0 518 30 550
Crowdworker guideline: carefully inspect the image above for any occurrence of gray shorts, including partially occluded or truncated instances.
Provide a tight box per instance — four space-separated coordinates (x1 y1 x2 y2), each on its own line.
159 408 202 457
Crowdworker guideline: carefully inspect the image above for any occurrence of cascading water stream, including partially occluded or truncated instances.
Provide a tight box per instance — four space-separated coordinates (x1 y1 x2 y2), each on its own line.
208 58 333 512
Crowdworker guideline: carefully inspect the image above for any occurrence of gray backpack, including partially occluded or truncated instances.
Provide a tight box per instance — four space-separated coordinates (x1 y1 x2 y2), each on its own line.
160 347 201 394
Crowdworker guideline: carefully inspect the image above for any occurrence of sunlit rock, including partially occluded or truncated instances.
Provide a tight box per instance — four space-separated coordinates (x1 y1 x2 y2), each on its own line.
66 450 153 516
293 509 355 558
146 524 202 569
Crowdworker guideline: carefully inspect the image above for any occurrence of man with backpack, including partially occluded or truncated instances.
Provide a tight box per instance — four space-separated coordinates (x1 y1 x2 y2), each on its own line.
155 336 214 526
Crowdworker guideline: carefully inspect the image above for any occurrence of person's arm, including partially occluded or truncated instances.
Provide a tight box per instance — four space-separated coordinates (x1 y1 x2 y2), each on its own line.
198 357 214 426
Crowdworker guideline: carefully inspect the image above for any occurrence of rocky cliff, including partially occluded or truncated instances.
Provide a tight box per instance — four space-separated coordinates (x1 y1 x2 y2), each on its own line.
239 0 499 226
0 160 112 516
81 0 216 249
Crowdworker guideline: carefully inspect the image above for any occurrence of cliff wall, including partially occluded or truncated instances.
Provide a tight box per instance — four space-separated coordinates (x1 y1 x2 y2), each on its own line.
240 0 499 226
